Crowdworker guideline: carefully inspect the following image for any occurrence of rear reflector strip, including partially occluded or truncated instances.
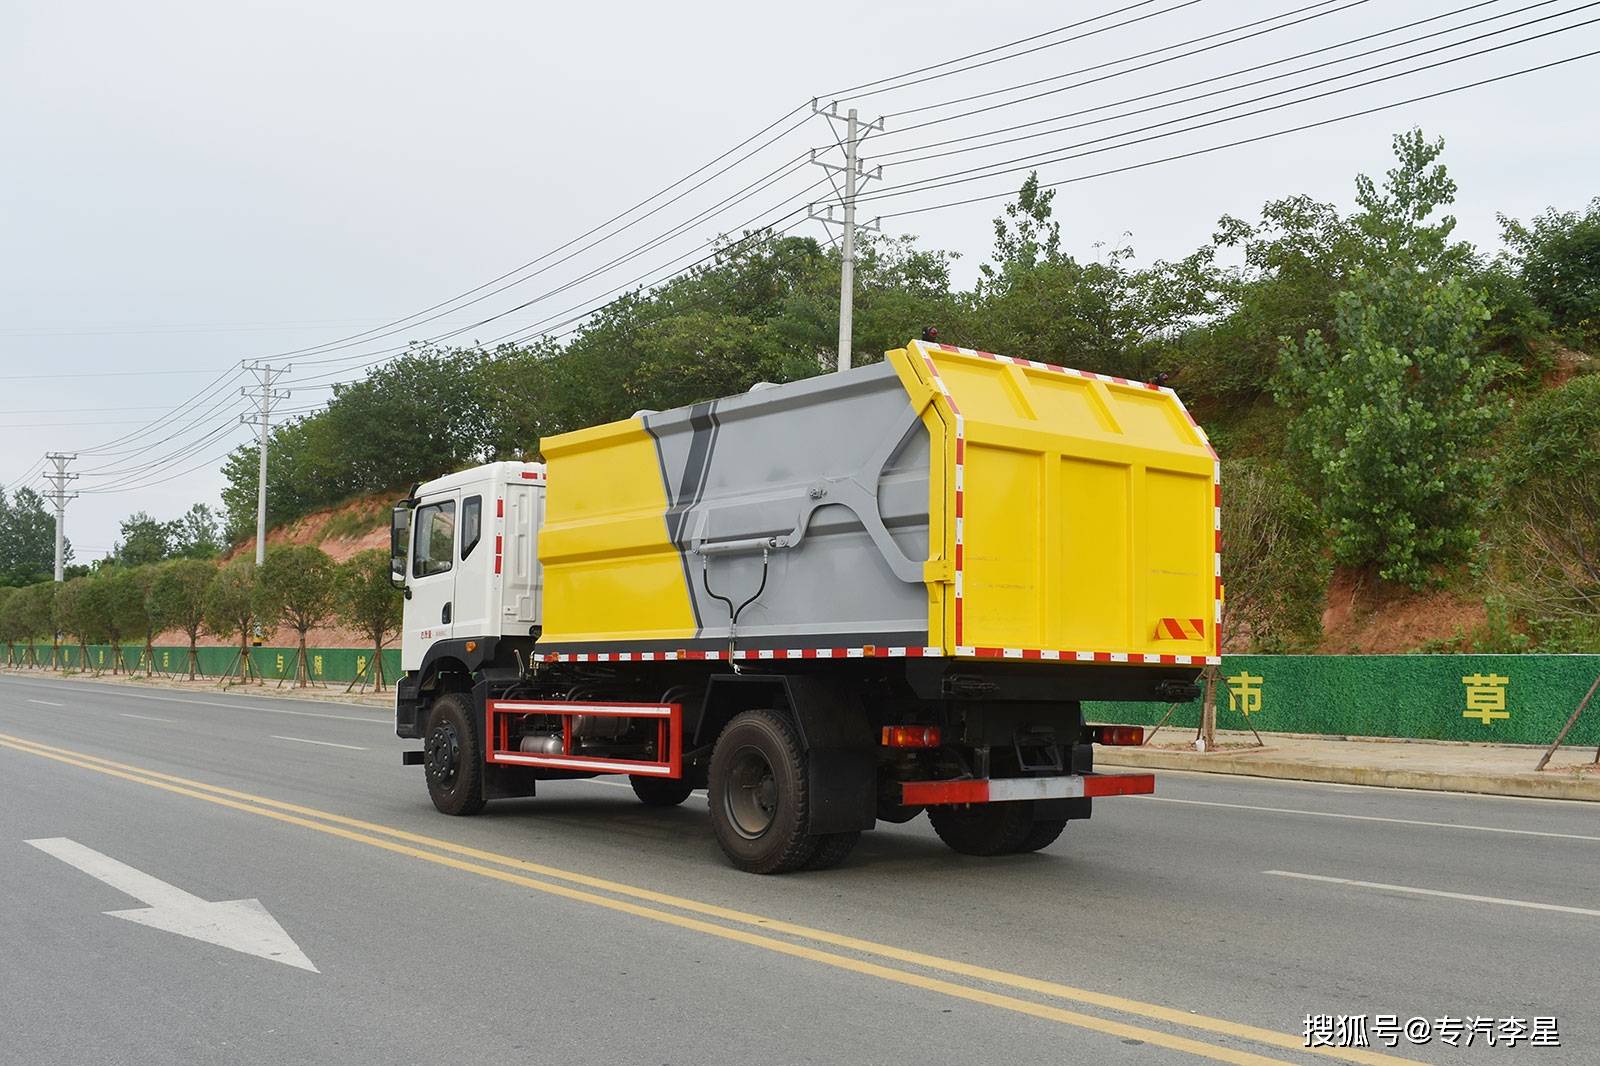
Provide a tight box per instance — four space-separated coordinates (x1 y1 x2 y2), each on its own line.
901 772 1154 806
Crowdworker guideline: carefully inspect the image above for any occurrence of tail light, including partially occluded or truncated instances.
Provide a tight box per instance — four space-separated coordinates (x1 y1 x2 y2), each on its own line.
1088 724 1144 746
881 725 941 748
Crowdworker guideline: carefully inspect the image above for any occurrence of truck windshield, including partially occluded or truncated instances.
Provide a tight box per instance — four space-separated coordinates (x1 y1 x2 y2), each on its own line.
413 500 456 578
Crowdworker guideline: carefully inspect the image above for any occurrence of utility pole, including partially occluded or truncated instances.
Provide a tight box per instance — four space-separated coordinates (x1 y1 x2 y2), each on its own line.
41 453 78 582
810 101 883 372
240 361 291 565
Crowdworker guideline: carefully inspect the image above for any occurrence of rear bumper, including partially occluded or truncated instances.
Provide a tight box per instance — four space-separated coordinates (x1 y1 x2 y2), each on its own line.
902 772 1153 806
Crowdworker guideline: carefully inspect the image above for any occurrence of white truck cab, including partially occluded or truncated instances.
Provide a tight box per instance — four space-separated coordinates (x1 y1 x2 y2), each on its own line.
392 461 546 672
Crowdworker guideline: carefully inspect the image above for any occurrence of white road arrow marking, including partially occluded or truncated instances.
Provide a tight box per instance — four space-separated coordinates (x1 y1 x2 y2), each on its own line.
25 837 318 972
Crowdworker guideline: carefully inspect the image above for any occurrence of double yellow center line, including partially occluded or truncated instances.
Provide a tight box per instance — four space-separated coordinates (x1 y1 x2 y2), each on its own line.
0 730 1417 1066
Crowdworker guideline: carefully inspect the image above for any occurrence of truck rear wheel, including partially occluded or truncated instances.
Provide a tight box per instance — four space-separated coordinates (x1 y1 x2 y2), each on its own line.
708 709 818 874
630 775 695 807
423 693 486 816
1015 818 1067 853
803 832 859 871
928 801 1034 856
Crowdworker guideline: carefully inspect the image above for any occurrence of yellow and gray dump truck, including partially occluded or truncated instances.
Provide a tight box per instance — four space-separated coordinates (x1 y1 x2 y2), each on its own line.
392 338 1220 872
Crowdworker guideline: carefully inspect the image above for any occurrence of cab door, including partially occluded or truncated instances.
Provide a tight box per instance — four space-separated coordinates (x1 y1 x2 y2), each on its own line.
406 492 458 652
451 491 492 637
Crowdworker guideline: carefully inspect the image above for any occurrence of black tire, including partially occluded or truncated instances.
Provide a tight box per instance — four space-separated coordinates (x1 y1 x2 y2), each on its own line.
422 693 486 816
630 775 695 807
802 832 860 871
1014 818 1068 853
928 801 1035 856
708 709 818 874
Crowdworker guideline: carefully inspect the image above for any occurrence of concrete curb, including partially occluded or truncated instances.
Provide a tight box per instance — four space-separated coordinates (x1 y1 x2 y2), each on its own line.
1098 748 1600 802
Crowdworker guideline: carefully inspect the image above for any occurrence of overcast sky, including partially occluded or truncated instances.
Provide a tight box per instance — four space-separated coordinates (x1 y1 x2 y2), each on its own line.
4 0 1597 558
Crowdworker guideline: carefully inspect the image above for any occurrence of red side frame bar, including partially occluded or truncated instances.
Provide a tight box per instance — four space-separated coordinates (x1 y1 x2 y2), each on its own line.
486 699 683 778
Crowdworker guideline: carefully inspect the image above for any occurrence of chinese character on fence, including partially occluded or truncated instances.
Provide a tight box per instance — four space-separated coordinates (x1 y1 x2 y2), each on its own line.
275 653 285 673
313 654 323 677
356 655 368 677
1226 672 1263 716
1461 673 1510 726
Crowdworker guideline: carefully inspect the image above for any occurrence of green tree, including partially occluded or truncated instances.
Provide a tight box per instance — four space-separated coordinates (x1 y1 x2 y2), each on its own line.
96 568 142 674
335 549 402 690
0 486 69 586
11 582 55 667
0 586 16 665
173 503 223 558
53 576 106 672
254 545 336 686
149 558 216 679
114 512 173 567
204 558 262 683
115 566 163 673
1276 131 1500 587
1491 374 1600 648
965 173 1207 379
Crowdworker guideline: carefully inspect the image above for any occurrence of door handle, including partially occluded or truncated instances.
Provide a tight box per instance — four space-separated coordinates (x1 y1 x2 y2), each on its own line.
441 602 452 624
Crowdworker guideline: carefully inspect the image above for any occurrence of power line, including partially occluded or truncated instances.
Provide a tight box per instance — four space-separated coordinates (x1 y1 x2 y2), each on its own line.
868 0 1553 161
874 47 1600 223
234 105 819 367
849 11 1600 210
820 0 1193 99
876 0 1376 121
870 0 1590 179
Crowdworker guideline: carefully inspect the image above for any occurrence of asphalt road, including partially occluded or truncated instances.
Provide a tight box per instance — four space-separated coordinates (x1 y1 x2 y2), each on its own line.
1 673 1594 1066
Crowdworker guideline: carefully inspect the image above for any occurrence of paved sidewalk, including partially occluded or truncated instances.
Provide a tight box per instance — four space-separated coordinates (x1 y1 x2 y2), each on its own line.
1098 729 1600 801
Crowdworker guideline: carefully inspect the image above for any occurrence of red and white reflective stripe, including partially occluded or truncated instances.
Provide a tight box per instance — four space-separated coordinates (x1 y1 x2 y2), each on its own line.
519 470 546 481
902 771 1155 806
493 496 505 575
532 646 942 663
919 344 965 649
1154 617 1206 641
531 646 1218 665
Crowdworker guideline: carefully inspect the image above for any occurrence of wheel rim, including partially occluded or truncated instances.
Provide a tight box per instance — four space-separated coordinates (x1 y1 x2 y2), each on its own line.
724 744 779 840
425 722 460 786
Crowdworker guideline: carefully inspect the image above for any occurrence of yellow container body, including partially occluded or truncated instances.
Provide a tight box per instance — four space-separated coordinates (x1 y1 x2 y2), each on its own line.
536 339 1218 665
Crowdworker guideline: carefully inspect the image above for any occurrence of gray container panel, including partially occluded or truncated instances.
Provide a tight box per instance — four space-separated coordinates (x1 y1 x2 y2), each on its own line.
644 361 931 648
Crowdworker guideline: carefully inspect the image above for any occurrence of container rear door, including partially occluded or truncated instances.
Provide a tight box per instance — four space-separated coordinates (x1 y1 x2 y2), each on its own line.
894 341 1217 663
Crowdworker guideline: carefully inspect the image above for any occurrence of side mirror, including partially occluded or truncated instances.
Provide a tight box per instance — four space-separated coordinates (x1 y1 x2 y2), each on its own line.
390 502 413 589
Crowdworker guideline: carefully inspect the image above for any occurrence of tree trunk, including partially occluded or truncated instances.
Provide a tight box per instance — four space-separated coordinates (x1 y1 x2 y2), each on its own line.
187 633 200 680
238 629 252 683
372 638 386 692
296 632 310 687
1200 666 1218 753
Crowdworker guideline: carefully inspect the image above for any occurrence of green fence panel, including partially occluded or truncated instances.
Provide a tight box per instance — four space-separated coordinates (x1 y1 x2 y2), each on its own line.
1085 654 1600 746
11 642 400 686
9 646 1597 745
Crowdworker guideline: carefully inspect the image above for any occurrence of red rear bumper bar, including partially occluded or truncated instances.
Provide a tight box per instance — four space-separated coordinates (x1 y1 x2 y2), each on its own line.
902 772 1154 806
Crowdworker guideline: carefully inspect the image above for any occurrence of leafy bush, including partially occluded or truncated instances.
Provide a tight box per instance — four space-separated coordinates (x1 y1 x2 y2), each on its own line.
1219 460 1328 651
1490 373 1600 649
1499 198 1600 350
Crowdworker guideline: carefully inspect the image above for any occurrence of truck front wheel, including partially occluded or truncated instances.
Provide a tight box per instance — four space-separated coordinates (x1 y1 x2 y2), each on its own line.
630 775 695 807
928 801 1034 855
423 693 486 816
707 709 819 874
